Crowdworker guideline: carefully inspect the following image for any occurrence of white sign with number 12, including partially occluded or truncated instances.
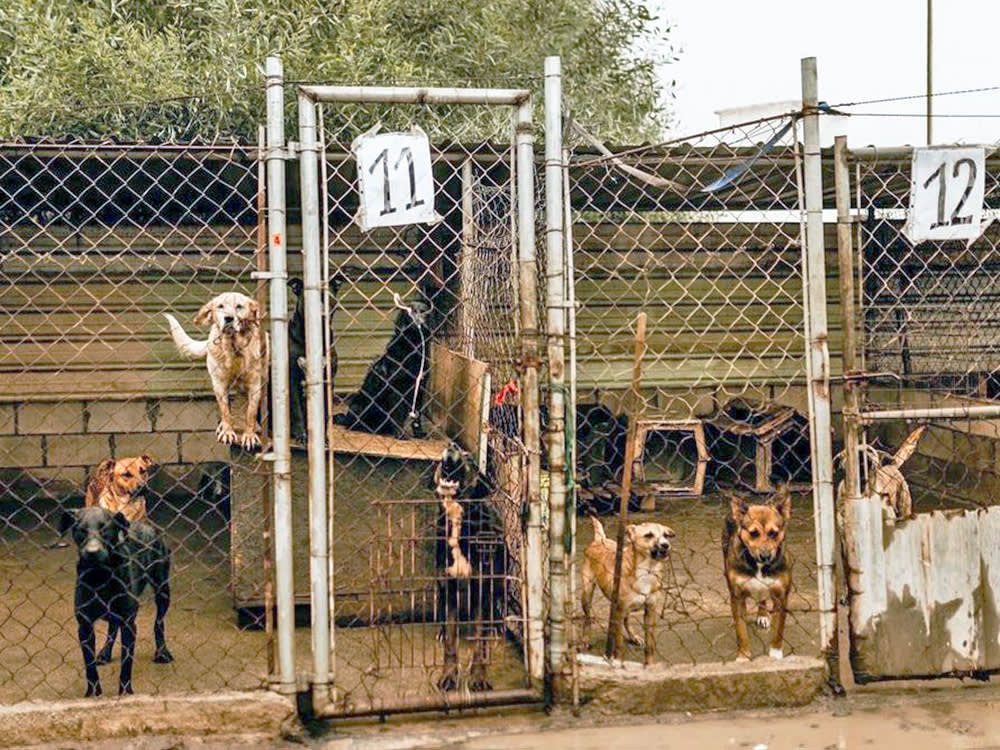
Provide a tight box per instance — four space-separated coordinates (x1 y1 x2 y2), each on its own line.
352 126 440 231
904 146 987 244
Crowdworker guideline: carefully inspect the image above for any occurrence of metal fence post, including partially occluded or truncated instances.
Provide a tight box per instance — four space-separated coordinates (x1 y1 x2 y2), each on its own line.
834 135 861 501
516 93 545 684
800 57 839 685
543 55 569 698
264 55 297 696
297 90 332 706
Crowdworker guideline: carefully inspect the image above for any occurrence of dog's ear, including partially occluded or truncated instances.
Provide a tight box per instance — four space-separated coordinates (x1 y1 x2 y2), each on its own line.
140 454 158 472
58 508 80 535
194 299 215 326
663 525 677 538
773 483 792 520
86 459 115 499
625 524 636 543
730 494 749 522
245 298 262 325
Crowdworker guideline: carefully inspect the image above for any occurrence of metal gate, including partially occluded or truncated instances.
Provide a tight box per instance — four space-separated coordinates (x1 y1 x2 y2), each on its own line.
265 63 545 715
836 140 1000 681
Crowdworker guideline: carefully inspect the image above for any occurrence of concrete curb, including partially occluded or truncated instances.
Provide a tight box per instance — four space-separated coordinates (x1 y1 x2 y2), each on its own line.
576 654 826 713
0 690 293 747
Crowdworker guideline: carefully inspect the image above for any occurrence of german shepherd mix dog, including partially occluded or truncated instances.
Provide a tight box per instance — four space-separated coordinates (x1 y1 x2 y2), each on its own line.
60 507 173 696
84 455 158 524
581 516 675 665
334 294 432 438
434 444 505 692
723 485 793 661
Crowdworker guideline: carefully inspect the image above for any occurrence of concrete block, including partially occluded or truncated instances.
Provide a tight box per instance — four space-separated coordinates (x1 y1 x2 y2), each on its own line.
0 436 45 468
0 404 15 435
112 432 180 464
86 400 152 433
46 434 112 467
155 399 220 432
178 431 232 463
18 402 84 435
576 654 825 714
0 691 292 747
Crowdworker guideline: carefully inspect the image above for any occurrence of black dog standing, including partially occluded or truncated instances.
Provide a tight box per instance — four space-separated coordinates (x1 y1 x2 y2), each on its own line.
335 294 432 438
61 507 173 697
434 444 505 692
288 276 342 444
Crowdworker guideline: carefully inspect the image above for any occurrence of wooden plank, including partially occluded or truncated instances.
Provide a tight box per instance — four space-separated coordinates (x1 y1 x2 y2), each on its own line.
0 368 212 400
327 424 448 461
426 344 490 457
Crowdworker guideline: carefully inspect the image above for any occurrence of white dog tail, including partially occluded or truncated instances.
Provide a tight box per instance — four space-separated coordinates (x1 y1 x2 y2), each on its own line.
163 313 209 359
590 515 606 543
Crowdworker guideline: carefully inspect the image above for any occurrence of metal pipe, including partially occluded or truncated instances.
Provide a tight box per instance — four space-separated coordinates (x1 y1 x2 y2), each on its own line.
543 56 568 700
800 56 838 671
313 688 541 719
835 135 861 500
860 404 1000 422
317 104 339 694
264 55 296 696
515 93 545 684
297 90 332 705
562 142 579 709
926 0 934 145
300 85 529 105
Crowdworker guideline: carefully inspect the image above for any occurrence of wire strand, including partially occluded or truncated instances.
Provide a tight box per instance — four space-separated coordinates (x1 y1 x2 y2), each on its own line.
831 84 1000 108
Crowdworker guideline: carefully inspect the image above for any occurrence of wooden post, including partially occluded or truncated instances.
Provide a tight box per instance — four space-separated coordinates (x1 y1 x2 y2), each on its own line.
605 312 647 659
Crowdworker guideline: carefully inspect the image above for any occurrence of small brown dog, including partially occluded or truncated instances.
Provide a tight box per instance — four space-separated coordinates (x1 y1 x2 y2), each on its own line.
723 484 793 661
581 516 675 665
84 455 158 524
165 292 268 451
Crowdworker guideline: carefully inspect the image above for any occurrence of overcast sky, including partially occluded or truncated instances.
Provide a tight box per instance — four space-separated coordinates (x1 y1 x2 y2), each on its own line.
649 0 1000 147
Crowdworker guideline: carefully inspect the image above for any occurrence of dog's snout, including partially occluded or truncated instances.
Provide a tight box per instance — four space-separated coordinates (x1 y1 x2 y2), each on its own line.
651 539 671 559
81 537 106 559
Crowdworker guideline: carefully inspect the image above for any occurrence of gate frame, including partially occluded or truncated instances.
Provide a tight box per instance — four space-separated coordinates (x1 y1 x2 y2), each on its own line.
287 77 546 716
834 137 1000 684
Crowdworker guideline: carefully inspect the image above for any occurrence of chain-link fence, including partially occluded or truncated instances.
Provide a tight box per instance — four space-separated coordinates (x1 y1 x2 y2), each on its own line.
284 92 540 713
837 146 1000 681
846 150 1000 512
565 115 821 667
0 141 273 701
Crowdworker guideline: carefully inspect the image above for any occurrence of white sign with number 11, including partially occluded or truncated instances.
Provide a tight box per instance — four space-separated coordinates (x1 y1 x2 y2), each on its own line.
904 146 987 244
353 126 440 231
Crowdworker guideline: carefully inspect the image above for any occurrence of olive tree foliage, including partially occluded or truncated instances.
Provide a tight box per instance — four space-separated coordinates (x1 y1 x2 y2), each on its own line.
0 0 674 143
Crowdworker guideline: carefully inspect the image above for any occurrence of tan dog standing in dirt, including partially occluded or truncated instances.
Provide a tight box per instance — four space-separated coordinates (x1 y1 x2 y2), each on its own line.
723 484 793 661
164 292 268 451
84 455 158 524
581 516 675 665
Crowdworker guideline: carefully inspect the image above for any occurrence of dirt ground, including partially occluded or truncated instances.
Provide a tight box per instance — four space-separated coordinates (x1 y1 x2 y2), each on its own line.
0 483 819 706
13 684 1000 750
0 492 276 703
573 489 820 666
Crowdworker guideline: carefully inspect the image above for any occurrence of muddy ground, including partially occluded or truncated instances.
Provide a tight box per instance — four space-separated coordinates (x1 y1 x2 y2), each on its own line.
0 483 820 706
